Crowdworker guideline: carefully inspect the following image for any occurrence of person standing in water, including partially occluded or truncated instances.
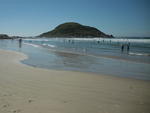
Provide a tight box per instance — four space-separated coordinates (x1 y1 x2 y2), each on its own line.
121 44 124 52
19 38 22 48
127 43 130 52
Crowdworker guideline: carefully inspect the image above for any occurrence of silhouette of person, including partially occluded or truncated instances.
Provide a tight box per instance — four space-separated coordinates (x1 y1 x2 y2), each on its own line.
19 38 22 48
127 43 130 52
121 44 124 52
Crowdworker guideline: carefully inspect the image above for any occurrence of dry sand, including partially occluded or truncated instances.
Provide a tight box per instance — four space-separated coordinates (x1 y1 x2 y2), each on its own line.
0 49 150 113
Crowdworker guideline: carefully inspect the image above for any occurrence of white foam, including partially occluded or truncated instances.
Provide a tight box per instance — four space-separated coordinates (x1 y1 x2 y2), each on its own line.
23 42 39 48
129 52 150 56
70 38 150 43
24 38 150 44
42 43 55 48
24 39 49 42
47 44 55 48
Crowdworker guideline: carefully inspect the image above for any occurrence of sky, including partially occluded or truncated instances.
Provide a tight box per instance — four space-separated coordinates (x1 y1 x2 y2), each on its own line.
0 0 150 37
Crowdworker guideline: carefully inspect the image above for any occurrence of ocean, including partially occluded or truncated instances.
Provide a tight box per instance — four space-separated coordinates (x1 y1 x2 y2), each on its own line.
0 37 150 80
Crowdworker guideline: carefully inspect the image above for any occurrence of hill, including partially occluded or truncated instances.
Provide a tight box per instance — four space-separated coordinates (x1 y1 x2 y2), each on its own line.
39 22 113 38
0 34 11 39
0 34 24 39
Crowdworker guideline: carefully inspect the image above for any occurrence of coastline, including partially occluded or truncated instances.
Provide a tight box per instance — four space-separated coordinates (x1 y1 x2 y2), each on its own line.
0 49 150 113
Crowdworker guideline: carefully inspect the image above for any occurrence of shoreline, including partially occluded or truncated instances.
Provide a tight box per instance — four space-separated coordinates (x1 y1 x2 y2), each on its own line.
0 48 145 81
1 48 149 81
0 39 150 81
0 49 150 113
24 42 150 64
1 46 150 81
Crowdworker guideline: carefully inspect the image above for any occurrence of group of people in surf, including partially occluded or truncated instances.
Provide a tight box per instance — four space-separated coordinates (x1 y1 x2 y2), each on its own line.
121 43 130 52
18 38 130 54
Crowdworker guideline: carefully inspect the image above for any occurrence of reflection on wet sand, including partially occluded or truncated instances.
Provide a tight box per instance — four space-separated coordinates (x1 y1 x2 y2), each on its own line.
53 51 97 69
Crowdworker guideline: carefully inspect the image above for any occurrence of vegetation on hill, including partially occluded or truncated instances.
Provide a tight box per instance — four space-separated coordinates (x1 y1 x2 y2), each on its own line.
39 22 113 38
0 34 11 39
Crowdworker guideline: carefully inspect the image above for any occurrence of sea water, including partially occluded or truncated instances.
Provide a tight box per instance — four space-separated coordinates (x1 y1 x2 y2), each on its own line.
0 37 150 80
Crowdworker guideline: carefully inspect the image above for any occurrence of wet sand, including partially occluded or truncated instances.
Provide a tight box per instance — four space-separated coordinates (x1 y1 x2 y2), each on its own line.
0 49 150 113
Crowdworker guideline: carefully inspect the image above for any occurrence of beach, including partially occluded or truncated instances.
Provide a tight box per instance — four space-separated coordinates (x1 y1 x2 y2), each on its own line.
0 49 150 113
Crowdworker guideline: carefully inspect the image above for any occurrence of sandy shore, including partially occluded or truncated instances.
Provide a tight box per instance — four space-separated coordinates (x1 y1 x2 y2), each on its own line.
0 49 150 113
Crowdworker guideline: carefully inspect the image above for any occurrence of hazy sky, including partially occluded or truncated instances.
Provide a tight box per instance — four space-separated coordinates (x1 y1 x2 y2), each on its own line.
0 0 150 37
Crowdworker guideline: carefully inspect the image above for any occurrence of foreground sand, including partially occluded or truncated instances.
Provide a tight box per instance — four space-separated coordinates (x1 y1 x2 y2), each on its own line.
0 50 150 113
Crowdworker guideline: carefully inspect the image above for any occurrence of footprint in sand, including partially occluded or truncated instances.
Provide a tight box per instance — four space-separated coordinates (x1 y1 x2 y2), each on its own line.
3 94 12 97
12 109 21 113
28 99 34 103
63 100 69 103
2 104 9 108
